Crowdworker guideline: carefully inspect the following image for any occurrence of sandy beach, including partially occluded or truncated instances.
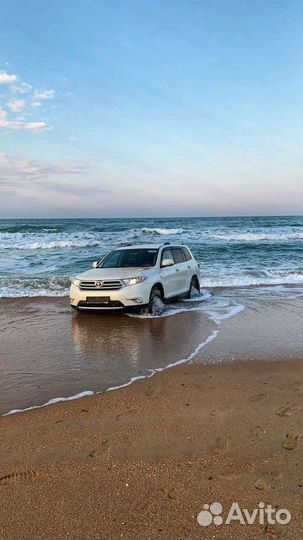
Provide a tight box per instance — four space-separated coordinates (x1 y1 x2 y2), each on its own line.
0 291 302 539
0 359 302 539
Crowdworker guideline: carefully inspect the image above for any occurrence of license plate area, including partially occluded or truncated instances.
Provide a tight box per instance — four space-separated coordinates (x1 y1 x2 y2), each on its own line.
87 296 110 304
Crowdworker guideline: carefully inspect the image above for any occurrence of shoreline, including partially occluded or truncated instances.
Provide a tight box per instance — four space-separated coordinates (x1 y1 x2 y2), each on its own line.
0 359 302 539
1 290 302 415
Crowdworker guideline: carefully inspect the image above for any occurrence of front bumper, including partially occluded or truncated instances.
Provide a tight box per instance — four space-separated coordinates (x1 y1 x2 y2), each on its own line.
70 283 151 311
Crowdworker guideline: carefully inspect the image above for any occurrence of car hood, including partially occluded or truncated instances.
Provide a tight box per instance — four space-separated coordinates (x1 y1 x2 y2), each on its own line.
77 267 151 280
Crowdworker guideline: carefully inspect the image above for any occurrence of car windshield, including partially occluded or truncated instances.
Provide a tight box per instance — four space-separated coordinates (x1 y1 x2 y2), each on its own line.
100 248 159 268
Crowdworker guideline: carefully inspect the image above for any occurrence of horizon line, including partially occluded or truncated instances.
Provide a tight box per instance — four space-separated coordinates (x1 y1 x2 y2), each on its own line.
0 213 302 220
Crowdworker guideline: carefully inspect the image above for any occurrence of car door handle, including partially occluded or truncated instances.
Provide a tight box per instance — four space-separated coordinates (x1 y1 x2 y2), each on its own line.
175 268 180 272
187 265 191 269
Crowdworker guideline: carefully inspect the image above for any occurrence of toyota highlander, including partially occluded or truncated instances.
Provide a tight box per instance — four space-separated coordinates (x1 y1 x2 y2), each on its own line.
70 243 201 313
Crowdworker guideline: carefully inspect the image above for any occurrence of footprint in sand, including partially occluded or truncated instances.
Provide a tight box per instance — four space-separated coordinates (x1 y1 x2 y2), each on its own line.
251 425 266 441
275 404 303 417
245 462 257 473
0 469 38 485
249 392 268 403
282 433 301 450
219 472 242 481
264 523 287 539
254 478 272 491
269 470 283 480
210 406 234 417
212 437 229 454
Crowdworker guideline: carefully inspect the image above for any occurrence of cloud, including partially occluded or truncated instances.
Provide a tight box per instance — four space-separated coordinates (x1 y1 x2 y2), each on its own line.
0 106 50 132
0 153 110 202
7 99 26 112
0 71 17 84
0 153 89 181
35 89 55 100
0 71 55 133
13 81 33 94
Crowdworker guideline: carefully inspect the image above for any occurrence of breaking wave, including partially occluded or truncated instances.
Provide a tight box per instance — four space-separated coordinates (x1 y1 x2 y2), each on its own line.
0 277 70 298
141 227 184 235
212 231 303 242
0 239 101 250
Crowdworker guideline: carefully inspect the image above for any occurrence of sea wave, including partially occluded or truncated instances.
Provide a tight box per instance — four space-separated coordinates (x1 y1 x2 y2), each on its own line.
0 239 101 250
201 272 303 288
212 231 303 242
0 224 63 234
0 277 70 298
141 227 184 235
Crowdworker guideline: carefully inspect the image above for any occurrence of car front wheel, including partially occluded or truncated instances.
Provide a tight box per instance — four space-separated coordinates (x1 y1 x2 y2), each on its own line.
148 285 165 315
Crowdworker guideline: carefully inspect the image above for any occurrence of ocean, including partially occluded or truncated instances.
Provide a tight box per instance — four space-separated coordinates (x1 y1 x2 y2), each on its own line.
0 215 302 298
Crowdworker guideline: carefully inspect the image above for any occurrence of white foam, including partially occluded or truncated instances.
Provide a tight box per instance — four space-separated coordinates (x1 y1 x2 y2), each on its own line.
0 239 100 250
201 273 303 288
0 288 69 298
106 375 148 392
128 292 244 324
183 290 212 302
106 329 220 392
141 227 184 235
3 390 94 416
211 231 303 242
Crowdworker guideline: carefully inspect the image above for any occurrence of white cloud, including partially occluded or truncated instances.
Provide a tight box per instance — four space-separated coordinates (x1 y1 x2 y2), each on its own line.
35 89 55 100
0 106 50 132
7 99 26 112
0 152 90 181
0 71 17 84
0 72 56 133
0 153 111 202
13 81 33 94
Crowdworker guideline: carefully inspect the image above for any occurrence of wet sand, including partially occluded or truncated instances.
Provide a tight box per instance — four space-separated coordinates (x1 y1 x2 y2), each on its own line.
0 296 218 414
0 359 302 539
0 290 302 414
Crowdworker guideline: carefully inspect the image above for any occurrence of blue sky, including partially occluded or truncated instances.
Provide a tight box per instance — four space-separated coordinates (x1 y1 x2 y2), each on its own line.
0 0 301 217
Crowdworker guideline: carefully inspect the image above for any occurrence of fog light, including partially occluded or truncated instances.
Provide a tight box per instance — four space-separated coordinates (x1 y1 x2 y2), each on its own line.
132 297 143 304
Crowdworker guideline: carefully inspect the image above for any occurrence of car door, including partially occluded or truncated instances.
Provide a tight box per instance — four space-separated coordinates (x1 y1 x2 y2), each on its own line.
160 248 179 297
182 247 199 289
171 248 188 294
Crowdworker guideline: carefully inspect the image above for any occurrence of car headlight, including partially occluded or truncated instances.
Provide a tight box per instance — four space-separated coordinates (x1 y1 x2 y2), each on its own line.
122 276 147 286
71 277 81 287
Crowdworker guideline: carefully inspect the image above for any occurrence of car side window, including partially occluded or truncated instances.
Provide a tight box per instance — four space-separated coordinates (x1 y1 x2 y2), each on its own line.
161 248 174 266
182 248 192 261
172 248 185 264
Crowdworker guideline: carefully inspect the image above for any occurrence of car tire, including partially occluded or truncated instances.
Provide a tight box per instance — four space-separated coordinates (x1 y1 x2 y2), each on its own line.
148 285 164 315
186 276 200 299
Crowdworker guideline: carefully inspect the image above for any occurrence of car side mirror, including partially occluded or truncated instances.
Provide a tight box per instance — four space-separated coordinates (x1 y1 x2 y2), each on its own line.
161 258 174 268
92 261 99 268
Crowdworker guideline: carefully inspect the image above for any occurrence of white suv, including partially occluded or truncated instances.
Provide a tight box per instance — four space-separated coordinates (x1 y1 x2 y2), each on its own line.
70 243 201 313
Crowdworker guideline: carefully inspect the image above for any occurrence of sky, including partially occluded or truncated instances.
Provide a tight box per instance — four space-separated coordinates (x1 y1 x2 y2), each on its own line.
0 0 302 218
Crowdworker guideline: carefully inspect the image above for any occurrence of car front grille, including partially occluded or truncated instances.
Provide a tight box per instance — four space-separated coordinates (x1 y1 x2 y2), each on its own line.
78 300 124 308
79 280 123 291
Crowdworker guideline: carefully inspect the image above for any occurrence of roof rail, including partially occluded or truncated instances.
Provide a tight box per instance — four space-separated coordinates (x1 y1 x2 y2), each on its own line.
163 241 170 245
